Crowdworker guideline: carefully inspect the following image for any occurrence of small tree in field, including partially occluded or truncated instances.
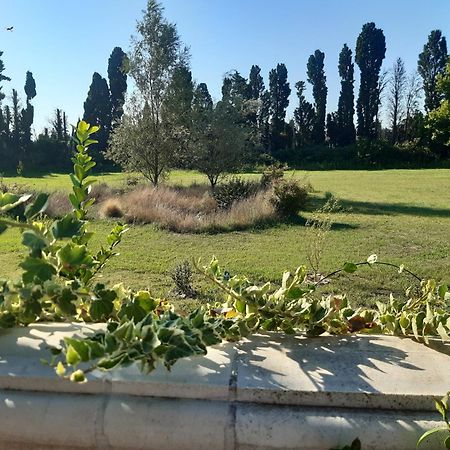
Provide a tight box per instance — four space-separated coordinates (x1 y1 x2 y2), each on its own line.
192 101 248 189
108 0 189 184
108 98 187 186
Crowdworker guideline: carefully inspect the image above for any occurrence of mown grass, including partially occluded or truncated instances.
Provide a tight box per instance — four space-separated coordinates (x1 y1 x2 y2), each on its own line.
1 169 450 307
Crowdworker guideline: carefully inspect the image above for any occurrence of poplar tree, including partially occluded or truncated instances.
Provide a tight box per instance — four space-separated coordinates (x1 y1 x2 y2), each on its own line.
418 30 448 112
336 44 356 145
307 50 327 144
355 22 386 140
268 63 291 151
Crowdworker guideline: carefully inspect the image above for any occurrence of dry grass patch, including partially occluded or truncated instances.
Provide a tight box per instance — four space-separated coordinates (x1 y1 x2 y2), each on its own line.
100 184 277 233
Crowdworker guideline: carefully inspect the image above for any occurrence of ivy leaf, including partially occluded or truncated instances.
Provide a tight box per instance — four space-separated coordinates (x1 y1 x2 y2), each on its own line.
57 243 93 267
65 344 81 366
24 193 49 219
343 262 358 273
22 230 47 252
64 338 90 362
90 295 115 321
20 257 56 283
0 193 32 213
52 215 84 239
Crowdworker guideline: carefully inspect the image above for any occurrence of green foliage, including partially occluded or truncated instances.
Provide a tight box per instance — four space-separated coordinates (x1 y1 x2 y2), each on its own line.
355 22 386 140
336 44 356 146
0 121 128 331
307 50 327 145
170 260 196 297
269 63 291 151
212 177 260 209
271 178 309 217
417 391 450 448
83 72 112 166
418 30 448 112
108 46 128 125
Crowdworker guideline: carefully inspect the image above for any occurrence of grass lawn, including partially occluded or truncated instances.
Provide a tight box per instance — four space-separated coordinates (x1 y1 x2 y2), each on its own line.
1 169 450 307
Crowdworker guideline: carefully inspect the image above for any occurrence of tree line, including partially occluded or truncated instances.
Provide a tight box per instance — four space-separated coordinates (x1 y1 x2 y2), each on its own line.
0 0 449 177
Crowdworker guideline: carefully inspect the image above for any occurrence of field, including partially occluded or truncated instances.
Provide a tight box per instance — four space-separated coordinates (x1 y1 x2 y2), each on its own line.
1 169 450 307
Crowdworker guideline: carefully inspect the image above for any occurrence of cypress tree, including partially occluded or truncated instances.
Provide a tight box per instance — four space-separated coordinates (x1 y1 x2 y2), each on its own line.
83 72 112 166
108 47 128 125
418 30 448 112
336 44 356 145
268 63 291 151
307 50 327 144
355 22 386 140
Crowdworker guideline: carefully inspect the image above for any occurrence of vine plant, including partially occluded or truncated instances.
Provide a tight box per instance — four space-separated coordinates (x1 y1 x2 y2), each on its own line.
0 121 449 389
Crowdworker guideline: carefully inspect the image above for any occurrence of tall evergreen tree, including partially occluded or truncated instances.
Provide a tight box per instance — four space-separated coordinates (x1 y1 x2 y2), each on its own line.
307 50 327 144
248 65 264 100
21 71 37 147
337 44 356 145
247 65 266 136
162 65 194 128
108 47 128 125
418 30 448 112
355 22 386 140
268 63 291 151
192 82 213 121
83 72 112 165
11 89 21 165
294 81 315 148
0 51 11 103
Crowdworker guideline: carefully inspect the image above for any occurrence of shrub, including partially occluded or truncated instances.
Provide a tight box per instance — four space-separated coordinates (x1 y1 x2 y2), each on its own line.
260 163 286 187
170 260 196 297
101 198 124 218
212 177 260 209
271 179 309 217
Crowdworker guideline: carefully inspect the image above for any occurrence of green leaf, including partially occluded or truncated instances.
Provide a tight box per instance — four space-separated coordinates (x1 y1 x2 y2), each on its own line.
444 435 450 449
343 262 358 273
65 344 81 366
417 427 448 447
21 230 47 252
90 297 114 321
52 215 84 239
0 193 32 213
20 257 56 283
64 338 90 362
0 222 7 235
57 243 93 267
24 193 49 219
56 361 66 376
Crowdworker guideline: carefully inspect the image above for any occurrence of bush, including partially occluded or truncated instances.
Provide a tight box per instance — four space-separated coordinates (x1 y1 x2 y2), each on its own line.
271 179 309 217
212 177 260 209
260 163 286 187
101 198 124 218
170 260 196 297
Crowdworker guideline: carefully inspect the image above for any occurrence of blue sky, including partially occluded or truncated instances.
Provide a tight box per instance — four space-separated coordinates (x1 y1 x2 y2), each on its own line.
2 0 450 133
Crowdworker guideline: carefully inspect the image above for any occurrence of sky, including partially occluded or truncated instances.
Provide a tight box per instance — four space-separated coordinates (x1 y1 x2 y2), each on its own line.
1 0 450 134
